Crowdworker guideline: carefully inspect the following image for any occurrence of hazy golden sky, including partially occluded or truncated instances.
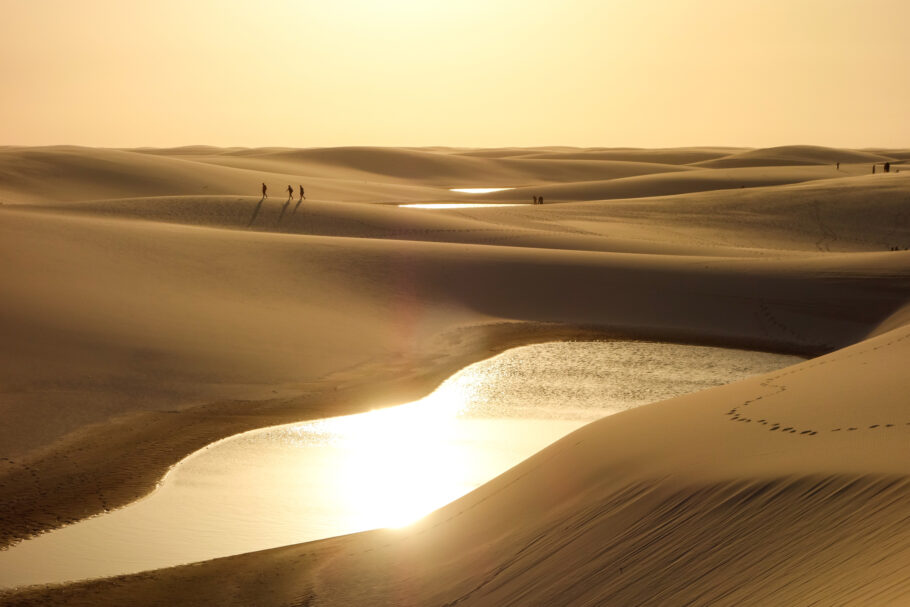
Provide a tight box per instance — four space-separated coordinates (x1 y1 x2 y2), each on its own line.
2 0 908 148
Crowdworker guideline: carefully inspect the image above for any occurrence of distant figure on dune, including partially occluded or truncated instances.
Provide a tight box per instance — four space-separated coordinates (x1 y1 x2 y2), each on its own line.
538 196 544 205
287 185 293 199
836 162 840 170
299 185 306 201
873 165 876 174
532 196 538 205
885 162 891 173
261 182 268 198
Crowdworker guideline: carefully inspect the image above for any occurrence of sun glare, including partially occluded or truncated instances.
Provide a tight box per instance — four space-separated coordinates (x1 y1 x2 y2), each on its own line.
301 389 472 529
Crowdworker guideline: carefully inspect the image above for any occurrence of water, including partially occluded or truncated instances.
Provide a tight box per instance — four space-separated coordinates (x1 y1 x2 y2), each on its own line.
0 341 802 588
400 203 528 209
448 187 515 194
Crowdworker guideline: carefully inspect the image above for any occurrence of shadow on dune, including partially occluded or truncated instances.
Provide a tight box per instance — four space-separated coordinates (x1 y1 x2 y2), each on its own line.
247 196 265 228
277 197 291 225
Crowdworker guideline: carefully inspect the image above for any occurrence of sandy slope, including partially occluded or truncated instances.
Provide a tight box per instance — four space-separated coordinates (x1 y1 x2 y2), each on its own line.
469 165 870 203
0 146 452 205
692 144 896 168
1 145 910 606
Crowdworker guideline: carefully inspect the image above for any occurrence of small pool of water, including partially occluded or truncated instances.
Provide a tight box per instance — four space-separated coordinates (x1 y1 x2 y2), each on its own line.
449 187 515 194
0 341 803 589
400 203 528 209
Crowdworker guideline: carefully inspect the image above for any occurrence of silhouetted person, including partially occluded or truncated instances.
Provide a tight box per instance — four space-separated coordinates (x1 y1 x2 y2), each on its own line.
836 162 840 170
262 182 268 198
885 162 891 173
532 196 538 205
299 185 306 201
873 164 876 174
538 196 544 205
287 185 293 199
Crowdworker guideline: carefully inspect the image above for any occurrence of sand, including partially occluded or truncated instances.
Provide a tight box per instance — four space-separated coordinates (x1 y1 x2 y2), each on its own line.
1 145 909 605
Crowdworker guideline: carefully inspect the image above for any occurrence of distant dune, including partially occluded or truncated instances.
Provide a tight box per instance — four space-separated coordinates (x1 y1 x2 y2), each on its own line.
517 146 745 164
693 144 895 168
2 145 910 606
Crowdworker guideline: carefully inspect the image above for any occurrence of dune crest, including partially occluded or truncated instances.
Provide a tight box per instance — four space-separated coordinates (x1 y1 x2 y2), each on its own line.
694 144 895 168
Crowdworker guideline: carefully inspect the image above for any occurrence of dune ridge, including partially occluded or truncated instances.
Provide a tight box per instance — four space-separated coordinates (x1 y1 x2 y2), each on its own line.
692 144 896 168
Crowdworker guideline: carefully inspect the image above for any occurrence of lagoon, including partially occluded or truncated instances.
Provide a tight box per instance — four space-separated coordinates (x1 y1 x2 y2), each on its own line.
0 341 802 589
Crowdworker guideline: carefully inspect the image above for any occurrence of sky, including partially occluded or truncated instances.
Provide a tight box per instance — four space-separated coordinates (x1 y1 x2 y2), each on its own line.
2 0 908 148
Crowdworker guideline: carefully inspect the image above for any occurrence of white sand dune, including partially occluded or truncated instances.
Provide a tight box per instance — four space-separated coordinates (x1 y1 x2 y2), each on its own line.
1 145 910 606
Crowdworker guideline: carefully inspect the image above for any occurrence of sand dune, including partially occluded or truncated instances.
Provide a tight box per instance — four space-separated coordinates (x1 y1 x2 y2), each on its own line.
31 196 762 257
0 146 697 207
475 164 862 203
4 145 896 209
0 146 452 205
516 147 744 164
865 148 910 161
2 145 910 606
694 144 894 168
555 172 910 252
27 170 910 256
152 146 694 187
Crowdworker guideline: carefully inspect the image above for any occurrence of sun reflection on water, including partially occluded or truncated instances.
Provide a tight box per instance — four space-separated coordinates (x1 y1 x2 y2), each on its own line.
290 388 475 529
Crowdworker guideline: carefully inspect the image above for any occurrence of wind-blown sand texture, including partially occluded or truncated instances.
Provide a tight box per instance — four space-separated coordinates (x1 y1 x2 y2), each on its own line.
1 144 910 606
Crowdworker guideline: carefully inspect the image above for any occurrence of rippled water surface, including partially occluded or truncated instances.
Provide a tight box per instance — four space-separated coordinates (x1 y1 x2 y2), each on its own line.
0 341 802 588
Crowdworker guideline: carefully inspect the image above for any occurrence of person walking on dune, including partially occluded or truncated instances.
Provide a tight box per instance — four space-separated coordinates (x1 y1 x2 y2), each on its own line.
287 185 293 199
261 182 268 198
299 185 306 201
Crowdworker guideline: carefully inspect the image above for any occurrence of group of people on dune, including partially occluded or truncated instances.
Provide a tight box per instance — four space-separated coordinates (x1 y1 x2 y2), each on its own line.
262 182 305 201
